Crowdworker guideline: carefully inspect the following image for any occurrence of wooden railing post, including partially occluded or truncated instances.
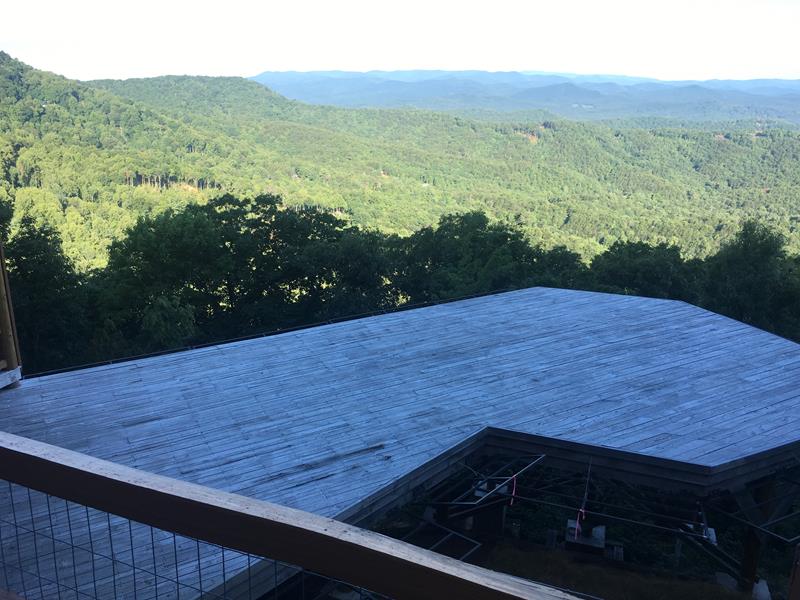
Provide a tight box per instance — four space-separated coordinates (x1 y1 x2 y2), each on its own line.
789 544 800 600
0 244 20 375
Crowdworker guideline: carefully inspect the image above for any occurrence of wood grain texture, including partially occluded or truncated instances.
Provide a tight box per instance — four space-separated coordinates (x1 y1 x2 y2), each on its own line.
0 431 573 600
1 287 799 597
2 287 800 513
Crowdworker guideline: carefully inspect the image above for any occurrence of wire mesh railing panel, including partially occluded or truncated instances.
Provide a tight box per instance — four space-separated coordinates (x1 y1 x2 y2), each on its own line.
0 480 389 600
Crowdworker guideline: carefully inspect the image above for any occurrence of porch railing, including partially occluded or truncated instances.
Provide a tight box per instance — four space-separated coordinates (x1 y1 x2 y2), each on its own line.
0 431 576 600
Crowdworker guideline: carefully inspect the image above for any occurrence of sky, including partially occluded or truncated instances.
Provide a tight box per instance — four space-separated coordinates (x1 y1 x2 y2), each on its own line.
2 0 800 81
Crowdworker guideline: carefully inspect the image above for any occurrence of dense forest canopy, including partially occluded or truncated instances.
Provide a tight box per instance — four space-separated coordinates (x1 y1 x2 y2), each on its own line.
2 52 800 271
7 194 800 375
2 52 800 374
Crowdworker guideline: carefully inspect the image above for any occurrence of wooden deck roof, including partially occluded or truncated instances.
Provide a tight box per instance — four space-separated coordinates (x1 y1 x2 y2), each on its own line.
2 287 800 520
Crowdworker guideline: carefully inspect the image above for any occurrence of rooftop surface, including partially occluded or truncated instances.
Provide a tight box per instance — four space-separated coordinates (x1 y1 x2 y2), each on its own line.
2 287 800 520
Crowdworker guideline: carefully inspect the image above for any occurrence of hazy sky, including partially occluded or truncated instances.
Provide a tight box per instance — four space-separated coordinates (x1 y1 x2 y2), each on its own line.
3 0 799 81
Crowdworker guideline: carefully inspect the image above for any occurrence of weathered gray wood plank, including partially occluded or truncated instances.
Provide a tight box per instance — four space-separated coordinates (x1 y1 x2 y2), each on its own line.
2 287 800 597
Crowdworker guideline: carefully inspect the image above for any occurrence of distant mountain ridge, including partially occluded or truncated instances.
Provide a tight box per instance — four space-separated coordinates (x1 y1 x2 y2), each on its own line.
250 70 800 123
3 51 800 270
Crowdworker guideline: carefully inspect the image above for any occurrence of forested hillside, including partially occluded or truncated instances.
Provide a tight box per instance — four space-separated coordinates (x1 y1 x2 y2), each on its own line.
8 194 800 375
3 51 800 270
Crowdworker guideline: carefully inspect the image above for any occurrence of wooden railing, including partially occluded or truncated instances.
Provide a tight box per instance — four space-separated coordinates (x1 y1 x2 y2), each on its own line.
0 431 577 600
0 245 20 388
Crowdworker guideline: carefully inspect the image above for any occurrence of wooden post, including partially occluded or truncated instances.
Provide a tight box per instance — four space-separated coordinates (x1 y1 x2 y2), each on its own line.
0 243 20 373
789 545 800 600
740 527 762 592
737 479 776 592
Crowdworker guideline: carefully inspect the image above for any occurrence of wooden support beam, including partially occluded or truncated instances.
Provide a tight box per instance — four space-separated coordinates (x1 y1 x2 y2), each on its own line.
735 479 777 592
0 244 20 374
789 545 800 600
0 431 576 600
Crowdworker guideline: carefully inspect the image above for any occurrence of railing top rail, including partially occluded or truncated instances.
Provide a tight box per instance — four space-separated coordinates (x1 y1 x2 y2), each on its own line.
0 430 577 600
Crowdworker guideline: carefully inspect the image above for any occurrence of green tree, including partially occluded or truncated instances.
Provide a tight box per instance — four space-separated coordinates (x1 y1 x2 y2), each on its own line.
702 221 800 337
395 212 541 302
5 217 88 373
589 241 699 301
94 194 400 357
